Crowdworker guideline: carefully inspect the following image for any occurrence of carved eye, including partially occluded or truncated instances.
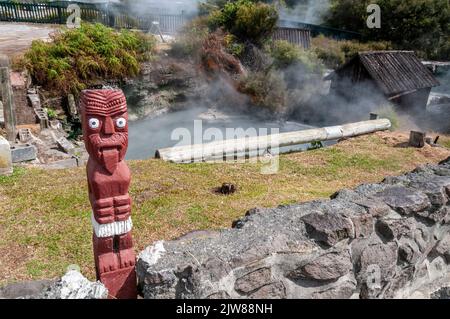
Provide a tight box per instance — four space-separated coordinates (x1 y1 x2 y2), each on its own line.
116 117 127 128
88 118 100 129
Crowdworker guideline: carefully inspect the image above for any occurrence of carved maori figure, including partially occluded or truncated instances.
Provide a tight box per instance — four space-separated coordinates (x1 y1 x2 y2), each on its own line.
80 89 137 299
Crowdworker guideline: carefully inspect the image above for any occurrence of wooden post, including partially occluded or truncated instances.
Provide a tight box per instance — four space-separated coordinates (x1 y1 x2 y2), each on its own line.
409 131 426 148
0 67 17 142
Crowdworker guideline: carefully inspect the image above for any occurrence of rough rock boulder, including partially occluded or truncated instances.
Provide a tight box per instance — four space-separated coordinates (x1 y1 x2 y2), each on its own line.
0 270 108 299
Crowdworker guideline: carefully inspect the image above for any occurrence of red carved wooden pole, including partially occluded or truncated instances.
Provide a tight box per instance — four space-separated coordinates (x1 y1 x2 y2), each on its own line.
80 89 137 299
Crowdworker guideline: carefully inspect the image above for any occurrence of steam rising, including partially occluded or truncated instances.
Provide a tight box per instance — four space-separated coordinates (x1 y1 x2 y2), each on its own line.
116 0 333 21
280 0 331 24
122 0 449 160
115 0 200 15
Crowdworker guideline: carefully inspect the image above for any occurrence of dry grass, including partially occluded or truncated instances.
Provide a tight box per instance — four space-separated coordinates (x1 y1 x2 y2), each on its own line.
1 131 449 286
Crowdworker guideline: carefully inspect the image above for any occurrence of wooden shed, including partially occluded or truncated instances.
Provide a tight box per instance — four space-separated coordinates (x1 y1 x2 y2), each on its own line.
324 51 440 111
272 27 311 50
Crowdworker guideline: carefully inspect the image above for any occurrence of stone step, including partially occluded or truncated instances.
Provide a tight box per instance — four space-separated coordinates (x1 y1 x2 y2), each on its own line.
10 144 37 163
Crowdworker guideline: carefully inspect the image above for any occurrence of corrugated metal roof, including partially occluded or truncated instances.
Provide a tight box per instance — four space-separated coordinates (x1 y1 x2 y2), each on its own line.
326 51 440 95
359 51 440 95
272 27 311 50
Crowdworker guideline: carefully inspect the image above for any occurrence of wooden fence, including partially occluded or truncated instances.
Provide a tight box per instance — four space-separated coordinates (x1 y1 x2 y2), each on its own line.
0 1 187 34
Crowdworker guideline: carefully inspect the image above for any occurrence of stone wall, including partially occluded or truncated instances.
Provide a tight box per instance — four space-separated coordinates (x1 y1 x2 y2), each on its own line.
137 157 450 299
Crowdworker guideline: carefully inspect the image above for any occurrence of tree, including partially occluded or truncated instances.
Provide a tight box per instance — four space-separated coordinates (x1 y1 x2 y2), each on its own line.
207 0 278 45
325 0 450 60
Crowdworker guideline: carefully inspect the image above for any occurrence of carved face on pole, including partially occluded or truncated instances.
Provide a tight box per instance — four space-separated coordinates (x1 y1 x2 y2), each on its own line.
80 89 129 174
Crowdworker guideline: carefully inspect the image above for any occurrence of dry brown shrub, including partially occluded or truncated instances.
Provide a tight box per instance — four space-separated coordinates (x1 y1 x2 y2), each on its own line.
200 30 246 78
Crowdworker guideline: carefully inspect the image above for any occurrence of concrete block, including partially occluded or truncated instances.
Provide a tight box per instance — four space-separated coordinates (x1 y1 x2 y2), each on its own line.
56 136 75 155
0 136 13 175
27 93 41 109
18 128 32 143
11 144 37 163
34 108 49 130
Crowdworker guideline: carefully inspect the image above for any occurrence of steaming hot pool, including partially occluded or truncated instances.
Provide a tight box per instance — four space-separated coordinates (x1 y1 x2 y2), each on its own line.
126 107 327 160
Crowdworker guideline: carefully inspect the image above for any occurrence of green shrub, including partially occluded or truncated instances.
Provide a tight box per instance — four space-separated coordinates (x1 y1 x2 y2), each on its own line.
312 36 346 69
237 70 287 113
269 40 324 72
268 40 301 68
208 0 278 45
340 40 392 59
23 23 156 94
46 108 57 120
312 35 392 69
224 34 245 57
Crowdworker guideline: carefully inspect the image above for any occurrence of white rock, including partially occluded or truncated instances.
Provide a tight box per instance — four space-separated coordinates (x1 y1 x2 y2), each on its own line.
43 270 108 299
139 241 166 266
0 135 12 175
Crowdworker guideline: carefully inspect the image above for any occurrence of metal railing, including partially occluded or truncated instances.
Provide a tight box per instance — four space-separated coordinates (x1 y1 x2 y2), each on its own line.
0 1 187 34
0 2 361 39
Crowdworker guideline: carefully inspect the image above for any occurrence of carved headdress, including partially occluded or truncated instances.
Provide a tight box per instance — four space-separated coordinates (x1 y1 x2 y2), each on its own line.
80 89 127 116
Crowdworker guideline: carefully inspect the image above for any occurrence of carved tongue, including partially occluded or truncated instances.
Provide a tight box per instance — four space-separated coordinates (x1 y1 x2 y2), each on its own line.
102 148 119 174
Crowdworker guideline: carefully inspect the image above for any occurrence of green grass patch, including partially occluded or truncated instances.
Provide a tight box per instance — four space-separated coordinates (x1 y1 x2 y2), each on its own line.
0 166 26 184
26 260 47 278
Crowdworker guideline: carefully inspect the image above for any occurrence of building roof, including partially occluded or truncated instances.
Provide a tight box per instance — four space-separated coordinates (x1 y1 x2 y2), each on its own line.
272 27 311 49
325 51 440 96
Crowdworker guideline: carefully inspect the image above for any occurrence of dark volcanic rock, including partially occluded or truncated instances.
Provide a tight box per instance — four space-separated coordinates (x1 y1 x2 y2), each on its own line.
291 251 352 282
434 234 450 262
431 287 450 299
302 212 354 246
398 239 421 264
311 280 356 299
375 216 417 241
353 199 392 218
234 268 273 295
248 282 286 299
372 186 431 215
356 243 398 280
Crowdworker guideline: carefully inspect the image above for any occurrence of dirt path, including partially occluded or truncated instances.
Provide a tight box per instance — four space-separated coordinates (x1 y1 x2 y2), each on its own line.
0 22 58 57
